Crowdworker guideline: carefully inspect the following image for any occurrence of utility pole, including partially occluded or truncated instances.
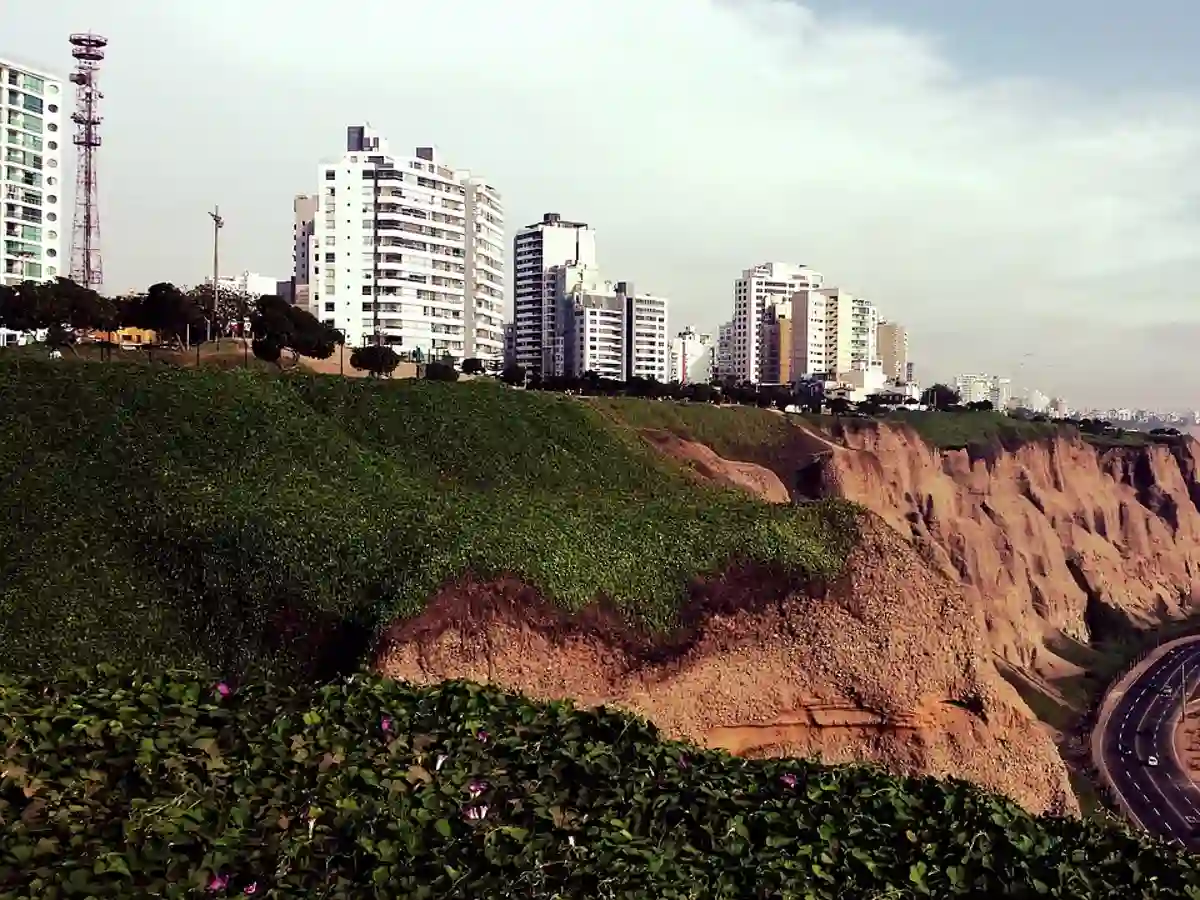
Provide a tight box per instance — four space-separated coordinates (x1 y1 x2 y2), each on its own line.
209 206 223 347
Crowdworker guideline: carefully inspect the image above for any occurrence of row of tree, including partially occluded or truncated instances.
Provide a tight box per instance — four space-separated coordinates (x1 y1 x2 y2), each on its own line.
0 277 348 368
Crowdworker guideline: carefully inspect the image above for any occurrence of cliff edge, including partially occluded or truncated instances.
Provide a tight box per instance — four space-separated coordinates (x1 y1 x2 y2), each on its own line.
375 445 1076 816
813 423 1200 676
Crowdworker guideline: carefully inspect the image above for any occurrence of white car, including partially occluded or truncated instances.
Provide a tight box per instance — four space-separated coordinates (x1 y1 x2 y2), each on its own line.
1148 755 1160 767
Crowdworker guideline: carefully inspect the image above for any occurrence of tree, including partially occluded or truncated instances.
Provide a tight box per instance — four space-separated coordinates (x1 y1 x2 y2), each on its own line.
125 282 206 349
349 344 401 378
186 283 253 339
499 364 526 386
921 383 960 411
0 279 56 335
461 357 485 375
424 361 459 382
827 397 852 416
250 294 342 367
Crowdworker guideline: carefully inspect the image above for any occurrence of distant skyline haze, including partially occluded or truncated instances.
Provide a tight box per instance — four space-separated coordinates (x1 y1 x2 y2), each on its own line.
7 0 1200 407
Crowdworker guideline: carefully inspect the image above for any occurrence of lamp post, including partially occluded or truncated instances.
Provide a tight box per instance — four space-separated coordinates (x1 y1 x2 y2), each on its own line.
209 206 223 348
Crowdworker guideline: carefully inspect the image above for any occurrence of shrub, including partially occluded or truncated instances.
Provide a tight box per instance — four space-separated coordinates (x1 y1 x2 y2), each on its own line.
424 361 459 381
349 344 401 378
2 668 1196 899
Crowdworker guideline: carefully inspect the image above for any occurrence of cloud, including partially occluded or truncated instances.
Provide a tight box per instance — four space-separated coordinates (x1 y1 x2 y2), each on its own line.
17 0 1200 405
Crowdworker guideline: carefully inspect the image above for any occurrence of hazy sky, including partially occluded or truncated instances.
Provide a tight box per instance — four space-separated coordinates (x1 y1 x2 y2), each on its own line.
8 1 1200 407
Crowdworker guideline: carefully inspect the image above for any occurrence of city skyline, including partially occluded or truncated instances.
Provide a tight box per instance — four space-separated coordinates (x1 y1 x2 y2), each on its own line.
6 1 1200 406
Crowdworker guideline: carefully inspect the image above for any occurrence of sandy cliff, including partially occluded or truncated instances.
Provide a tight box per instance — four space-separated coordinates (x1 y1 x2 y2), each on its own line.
375 435 1077 816
812 424 1200 675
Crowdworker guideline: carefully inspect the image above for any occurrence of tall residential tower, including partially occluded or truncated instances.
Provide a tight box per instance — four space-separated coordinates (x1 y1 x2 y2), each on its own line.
1 56 65 346
731 263 823 383
308 126 505 363
513 213 596 376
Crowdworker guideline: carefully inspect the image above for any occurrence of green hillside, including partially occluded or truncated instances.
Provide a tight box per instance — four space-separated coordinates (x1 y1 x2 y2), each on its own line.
0 360 857 682
3 667 1195 900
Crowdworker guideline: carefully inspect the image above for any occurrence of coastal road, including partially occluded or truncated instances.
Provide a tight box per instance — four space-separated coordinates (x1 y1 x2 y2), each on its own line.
1102 642 1200 846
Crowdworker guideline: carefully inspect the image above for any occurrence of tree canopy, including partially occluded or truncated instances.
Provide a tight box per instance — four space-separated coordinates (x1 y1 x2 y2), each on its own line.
250 294 342 367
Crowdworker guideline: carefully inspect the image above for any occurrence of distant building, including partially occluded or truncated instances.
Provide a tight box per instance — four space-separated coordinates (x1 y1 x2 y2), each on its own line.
954 374 1011 408
513 213 596 377
308 125 505 361
0 56 65 348
291 194 317 310
732 263 823 383
205 271 283 299
876 321 908 382
790 288 878 378
552 266 669 381
715 321 735 381
668 327 714 384
761 302 792 384
502 322 515 368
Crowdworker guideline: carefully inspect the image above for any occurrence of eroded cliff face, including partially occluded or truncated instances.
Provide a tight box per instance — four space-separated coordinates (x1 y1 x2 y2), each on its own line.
375 513 1077 816
816 424 1200 670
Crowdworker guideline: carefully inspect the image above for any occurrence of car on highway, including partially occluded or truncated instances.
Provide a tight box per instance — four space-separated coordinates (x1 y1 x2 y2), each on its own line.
1120 745 1133 758
1147 755 1160 767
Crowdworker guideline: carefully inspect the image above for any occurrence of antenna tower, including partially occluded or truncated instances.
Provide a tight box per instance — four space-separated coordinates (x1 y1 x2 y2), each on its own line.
68 32 106 289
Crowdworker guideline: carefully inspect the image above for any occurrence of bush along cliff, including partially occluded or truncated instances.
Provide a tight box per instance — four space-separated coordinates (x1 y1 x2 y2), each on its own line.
2 668 1199 900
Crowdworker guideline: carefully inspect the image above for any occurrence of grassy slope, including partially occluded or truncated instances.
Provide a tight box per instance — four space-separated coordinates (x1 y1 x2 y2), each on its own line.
0 361 857 682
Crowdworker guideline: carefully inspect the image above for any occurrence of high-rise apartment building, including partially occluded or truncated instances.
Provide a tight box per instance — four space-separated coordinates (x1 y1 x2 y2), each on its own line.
308 126 505 363
954 374 1011 408
669 327 714 384
731 263 823 383
551 265 670 381
1 57 64 346
876 321 908 383
618 280 669 382
790 288 878 378
291 194 316 310
761 302 792 384
513 213 596 376
715 321 735 382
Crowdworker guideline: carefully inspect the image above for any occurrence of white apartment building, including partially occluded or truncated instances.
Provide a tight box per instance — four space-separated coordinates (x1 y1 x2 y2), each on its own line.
790 288 878 378
732 262 823 383
715 320 734 381
513 212 596 376
1 57 64 347
876 321 908 383
954 374 1011 408
619 280 669 381
309 125 505 364
205 271 282 298
669 326 714 384
552 265 670 381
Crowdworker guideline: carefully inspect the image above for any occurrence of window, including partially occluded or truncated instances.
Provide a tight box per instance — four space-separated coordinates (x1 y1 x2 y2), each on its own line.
21 76 44 95
22 96 43 114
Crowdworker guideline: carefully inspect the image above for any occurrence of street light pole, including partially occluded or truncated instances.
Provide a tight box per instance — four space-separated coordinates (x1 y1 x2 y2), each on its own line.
209 206 223 348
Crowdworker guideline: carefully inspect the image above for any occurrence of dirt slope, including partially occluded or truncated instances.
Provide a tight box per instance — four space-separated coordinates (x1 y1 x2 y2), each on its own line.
375 510 1076 816
813 424 1200 672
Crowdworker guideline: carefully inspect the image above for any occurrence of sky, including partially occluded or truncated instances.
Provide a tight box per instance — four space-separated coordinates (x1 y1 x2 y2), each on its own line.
7 0 1200 408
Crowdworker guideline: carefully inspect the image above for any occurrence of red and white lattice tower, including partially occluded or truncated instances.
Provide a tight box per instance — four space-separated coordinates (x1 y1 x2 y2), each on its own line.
68 32 106 289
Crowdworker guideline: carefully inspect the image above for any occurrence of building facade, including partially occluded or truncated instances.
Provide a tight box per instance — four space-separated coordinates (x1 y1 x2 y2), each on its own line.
761 302 792 384
714 320 735 382
669 326 714 384
953 374 1011 408
618 281 668 381
308 125 505 364
513 213 596 377
790 288 878 378
1 57 65 347
731 262 823 383
876 321 908 383
290 194 316 309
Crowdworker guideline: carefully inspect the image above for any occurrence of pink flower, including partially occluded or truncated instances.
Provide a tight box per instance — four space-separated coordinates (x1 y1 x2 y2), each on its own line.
467 778 488 799
207 874 228 891
780 773 798 789
476 729 489 743
215 682 232 698
677 754 690 770
435 753 448 771
244 884 258 895
464 803 489 821
380 716 392 732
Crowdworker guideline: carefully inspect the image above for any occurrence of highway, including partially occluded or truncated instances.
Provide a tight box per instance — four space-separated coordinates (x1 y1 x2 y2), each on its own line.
1102 642 1200 846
